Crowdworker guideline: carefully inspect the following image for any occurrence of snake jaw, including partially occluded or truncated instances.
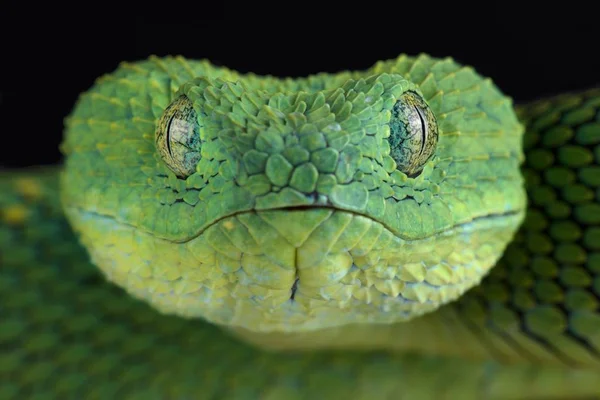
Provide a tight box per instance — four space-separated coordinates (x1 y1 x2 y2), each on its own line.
65 204 524 333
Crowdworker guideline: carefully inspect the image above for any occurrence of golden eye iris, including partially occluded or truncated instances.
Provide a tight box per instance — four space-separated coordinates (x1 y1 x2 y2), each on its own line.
388 91 439 177
155 95 201 178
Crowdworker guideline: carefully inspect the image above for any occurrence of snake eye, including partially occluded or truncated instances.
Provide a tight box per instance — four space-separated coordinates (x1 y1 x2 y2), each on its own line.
388 91 439 177
155 95 202 178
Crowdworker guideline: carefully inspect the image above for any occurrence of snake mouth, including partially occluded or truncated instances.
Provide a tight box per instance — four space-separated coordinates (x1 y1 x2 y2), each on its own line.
175 205 525 244
68 203 525 245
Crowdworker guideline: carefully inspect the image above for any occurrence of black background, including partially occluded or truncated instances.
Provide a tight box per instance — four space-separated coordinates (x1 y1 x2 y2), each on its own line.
1 12 598 168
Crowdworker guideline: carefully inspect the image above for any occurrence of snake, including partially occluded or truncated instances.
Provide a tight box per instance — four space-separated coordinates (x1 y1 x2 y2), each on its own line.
1 54 599 399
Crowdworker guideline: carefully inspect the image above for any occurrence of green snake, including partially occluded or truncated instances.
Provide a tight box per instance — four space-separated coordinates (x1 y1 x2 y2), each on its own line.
1 54 599 399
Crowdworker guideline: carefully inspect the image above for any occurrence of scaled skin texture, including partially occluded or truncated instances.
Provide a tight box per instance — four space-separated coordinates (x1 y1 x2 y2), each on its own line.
2 55 600 398
60 54 526 334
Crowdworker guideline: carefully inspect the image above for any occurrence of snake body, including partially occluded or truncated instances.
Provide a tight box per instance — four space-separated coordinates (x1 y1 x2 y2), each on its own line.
1 54 600 399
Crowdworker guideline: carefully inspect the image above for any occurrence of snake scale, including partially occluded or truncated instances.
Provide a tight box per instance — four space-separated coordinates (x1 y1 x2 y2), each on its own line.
1 54 600 399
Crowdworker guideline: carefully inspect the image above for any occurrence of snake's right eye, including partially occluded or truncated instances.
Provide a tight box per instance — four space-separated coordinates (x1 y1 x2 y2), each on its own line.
155 95 202 178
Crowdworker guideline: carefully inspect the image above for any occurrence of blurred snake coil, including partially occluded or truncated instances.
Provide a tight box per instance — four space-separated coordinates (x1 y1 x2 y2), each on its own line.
2 54 600 399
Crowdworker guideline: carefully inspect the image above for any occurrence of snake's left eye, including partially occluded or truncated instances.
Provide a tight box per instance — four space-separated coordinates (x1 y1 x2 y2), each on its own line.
155 95 202 178
388 91 439 178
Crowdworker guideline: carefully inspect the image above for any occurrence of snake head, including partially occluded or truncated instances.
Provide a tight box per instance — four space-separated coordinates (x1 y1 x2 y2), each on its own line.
61 55 526 333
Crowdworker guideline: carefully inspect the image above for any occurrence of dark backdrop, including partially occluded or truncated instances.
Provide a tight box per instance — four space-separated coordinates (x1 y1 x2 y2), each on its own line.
1 13 598 168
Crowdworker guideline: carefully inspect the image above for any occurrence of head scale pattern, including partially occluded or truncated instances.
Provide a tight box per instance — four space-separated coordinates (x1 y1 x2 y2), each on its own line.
60 54 526 332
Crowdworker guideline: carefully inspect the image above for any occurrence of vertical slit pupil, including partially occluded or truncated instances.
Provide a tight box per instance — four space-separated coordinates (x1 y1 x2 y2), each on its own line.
165 113 176 157
414 105 427 155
